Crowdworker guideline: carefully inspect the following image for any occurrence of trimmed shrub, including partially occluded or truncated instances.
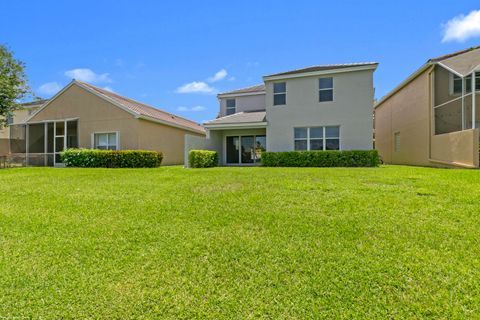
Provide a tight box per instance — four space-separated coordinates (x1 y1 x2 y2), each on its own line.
261 150 380 167
189 150 218 168
61 149 163 168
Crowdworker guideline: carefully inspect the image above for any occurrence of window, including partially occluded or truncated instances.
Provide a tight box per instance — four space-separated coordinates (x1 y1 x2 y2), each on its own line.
6 114 14 125
319 77 333 102
394 132 400 152
452 73 480 94
294 126 340 151
94 132 118 150
226 99 236 115
273 82 286 106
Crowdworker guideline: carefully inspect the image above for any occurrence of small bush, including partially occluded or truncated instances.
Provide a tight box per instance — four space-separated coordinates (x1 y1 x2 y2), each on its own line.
189 150 218 168
261 150 380 167
61 149 163 168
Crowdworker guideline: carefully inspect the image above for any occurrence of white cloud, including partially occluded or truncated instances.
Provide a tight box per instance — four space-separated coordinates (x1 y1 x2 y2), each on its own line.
103 86 114 92
64 68 112 83
207 69 228 82
176 105 206 112
175 81 216 94
442 10 480 42
37 82 61 96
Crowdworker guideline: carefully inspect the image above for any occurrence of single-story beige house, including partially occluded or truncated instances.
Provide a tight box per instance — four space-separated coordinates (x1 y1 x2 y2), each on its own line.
7 80 205 166
375 46 480 168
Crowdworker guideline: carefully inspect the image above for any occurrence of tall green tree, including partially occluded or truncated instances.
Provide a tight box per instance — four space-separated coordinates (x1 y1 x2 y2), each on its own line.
0 44 30 128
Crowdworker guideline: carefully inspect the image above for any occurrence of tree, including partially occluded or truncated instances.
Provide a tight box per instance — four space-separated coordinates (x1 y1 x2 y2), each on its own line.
0 44 31 128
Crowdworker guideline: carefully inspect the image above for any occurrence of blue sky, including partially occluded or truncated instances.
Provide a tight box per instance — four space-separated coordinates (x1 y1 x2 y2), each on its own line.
1 1 480 122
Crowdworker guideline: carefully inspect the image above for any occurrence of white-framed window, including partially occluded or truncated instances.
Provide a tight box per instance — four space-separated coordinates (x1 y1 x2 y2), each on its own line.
273 82 286 106
93 132 118 150
451 73 480 95
294 126 340 151
394 132 400 152
226 99 236 115
319 77 334 102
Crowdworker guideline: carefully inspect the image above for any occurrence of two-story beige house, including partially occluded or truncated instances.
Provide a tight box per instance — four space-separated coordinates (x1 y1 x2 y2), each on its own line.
375 46 480 168
186 63 378 165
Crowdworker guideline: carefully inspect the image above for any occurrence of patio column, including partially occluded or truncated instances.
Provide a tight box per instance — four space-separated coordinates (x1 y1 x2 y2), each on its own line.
473 71 477 129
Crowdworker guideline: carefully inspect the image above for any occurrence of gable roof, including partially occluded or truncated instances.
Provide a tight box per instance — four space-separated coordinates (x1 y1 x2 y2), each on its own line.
376 46 480 109
217 84 265 97
27 80 205 134
264 62 379 78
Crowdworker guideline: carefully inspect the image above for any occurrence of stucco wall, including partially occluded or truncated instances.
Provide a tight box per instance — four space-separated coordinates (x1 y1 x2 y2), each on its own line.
29 84 140 150
219 94 265 117
137 119 203 165
431 129 479 167
265 69 375 152
28 84 204 165
0 139 8 155
0 108 36 139
375 68 432 166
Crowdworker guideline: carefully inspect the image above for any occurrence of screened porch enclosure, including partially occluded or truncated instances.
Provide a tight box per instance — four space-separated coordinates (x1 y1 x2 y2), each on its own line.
434 66 480 135
26 119 78 166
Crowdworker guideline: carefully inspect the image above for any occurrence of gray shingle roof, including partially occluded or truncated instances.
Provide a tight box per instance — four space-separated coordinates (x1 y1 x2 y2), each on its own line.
264 62 378 78
218 84 265 96
204 111 266 125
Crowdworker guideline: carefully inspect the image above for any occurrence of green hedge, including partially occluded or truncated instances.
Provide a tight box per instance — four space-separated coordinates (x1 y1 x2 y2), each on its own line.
61 149 163 168
189 150 218 168
261 150 380 167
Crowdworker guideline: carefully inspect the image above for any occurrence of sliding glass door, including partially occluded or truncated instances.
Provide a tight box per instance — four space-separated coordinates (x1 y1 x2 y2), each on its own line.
226 135 266 164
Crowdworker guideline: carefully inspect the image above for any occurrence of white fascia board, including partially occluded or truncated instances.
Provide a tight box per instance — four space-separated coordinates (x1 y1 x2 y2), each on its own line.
437 62 464 77
217 91 266 98
263 65 378 82
204 122 268 130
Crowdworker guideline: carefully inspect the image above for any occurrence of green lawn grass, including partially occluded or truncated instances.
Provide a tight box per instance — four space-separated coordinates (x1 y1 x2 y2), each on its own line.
0 165 479 318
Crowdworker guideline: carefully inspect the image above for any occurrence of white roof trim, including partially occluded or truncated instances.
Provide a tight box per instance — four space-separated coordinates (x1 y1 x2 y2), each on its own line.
217 91 266 98
204 122 268 130
437 61 464 77
263 65 378 81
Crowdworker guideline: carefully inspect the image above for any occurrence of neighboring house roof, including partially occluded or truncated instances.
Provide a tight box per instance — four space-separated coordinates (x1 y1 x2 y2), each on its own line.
28 80 205 134
218 84 265 97
264 62 379 78
376 46 480 108
204 110 266 126
21 99 49 108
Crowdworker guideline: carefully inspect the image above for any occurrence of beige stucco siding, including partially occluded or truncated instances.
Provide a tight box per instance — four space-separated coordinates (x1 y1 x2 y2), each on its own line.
431 129 479 167
138 119 203 165
27 84 204 165
0 139 8 155
375 69 432 166
29 84 140 150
